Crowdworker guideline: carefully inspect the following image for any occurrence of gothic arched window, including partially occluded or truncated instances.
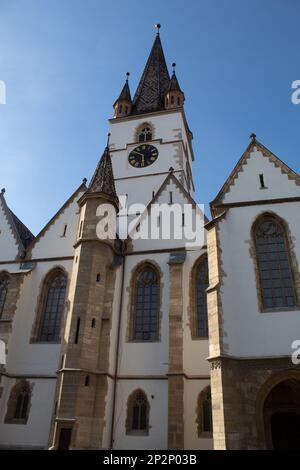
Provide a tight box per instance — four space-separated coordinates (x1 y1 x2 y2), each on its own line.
197 386 213 436
126 389 150 434
38 270 67 342
138 125 153 142
254 215 296 310
131 265 160 341
5 380 31 424
195 257 209 338
0 274 9 318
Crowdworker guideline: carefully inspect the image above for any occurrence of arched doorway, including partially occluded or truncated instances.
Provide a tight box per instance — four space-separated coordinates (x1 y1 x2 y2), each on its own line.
263 379 300 449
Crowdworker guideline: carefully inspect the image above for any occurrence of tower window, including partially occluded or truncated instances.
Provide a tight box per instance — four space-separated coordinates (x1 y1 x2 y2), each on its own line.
138 126 152 142
177 96 181 106
171 95 175 105
74 317 81 344
169 192 173 204
119 105 123 114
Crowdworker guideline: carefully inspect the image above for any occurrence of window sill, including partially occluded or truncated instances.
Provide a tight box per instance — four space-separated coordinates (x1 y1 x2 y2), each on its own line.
198 432 213 439
127 340 160 344
30 340 61 345
126 430 149 437
260 306 300 314
4 419 27 425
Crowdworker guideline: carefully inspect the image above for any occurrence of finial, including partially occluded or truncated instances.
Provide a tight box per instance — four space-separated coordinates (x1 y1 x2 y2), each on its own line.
250 132 256 142
172 62 176 74
106 132 111 148
82 177 87 185
155 23 161 35
1 188 5 195
126 72 130 83
169 166 174 172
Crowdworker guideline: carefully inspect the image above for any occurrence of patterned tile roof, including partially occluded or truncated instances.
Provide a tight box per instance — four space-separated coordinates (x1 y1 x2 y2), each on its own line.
132 34 170 115
88 146 118 203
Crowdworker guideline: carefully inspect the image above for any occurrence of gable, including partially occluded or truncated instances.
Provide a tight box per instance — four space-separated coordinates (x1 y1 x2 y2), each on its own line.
0 197 20 261
213 141 300 207
128 173 205 252
29 184 86 259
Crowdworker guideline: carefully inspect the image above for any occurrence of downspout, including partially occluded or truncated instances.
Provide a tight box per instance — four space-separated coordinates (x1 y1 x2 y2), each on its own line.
109 252 126 449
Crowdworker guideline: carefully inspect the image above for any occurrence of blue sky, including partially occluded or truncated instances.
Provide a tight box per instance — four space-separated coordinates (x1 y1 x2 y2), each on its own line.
1 0 300 234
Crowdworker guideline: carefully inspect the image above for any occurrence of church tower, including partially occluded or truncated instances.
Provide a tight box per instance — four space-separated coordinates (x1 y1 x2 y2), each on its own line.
109 25 195 208
49 144 120 449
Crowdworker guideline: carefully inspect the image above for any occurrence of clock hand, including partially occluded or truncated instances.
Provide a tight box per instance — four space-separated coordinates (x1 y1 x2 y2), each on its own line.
133 151 145 157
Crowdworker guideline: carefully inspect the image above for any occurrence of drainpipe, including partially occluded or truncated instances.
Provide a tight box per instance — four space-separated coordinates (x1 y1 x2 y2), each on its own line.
109 252 126 449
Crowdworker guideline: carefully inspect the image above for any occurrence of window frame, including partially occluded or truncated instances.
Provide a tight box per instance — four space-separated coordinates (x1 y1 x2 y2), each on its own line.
252 213 299 313
126 389 150 436
5 380 32 425
189 255 209 340
129 263 161 343
0 273 9 319
31 268 68 343
196 386 213 438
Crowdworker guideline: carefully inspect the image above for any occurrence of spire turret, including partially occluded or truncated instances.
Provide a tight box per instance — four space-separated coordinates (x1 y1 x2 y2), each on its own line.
165 63 185 109
88 135 118 206
113 72 132 118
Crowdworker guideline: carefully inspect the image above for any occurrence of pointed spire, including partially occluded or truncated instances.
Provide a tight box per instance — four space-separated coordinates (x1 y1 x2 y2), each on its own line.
113 73 132 106
165 62 185 109
167 63 183 93
113 72 132 118
88 134 118 204
132 25 170 114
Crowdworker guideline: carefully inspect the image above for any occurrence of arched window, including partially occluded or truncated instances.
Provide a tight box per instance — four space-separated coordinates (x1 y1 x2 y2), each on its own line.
254 215 296 309
195 257 209 338
5 380 31 424
138 125 152 142
197 386 213 436
0 274 9 318
126 389 150 434
38 270 67 342
132 265 160 341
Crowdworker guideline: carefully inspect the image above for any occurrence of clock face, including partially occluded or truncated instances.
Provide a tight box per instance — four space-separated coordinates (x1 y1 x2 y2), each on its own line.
128 144 159 168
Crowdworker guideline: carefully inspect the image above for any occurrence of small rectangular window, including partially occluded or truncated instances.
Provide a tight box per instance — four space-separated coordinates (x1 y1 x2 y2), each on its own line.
169 192 173 205
61 224 67 238
259 174 266 188
78 221 83 238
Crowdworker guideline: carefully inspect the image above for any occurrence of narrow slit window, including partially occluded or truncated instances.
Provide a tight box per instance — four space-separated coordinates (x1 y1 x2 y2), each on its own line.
74 317 81 344
169 192 173 204
61 224 67 237
259 174 266 188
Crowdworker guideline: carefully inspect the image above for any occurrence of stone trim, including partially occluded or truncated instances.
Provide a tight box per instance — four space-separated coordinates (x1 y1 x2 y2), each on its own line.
30 266 69 343
126 259 163 343
248 211 300 313
125 388 150 436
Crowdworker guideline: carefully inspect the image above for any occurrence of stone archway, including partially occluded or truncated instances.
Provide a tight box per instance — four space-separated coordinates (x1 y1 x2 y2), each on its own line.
256 370 300 449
